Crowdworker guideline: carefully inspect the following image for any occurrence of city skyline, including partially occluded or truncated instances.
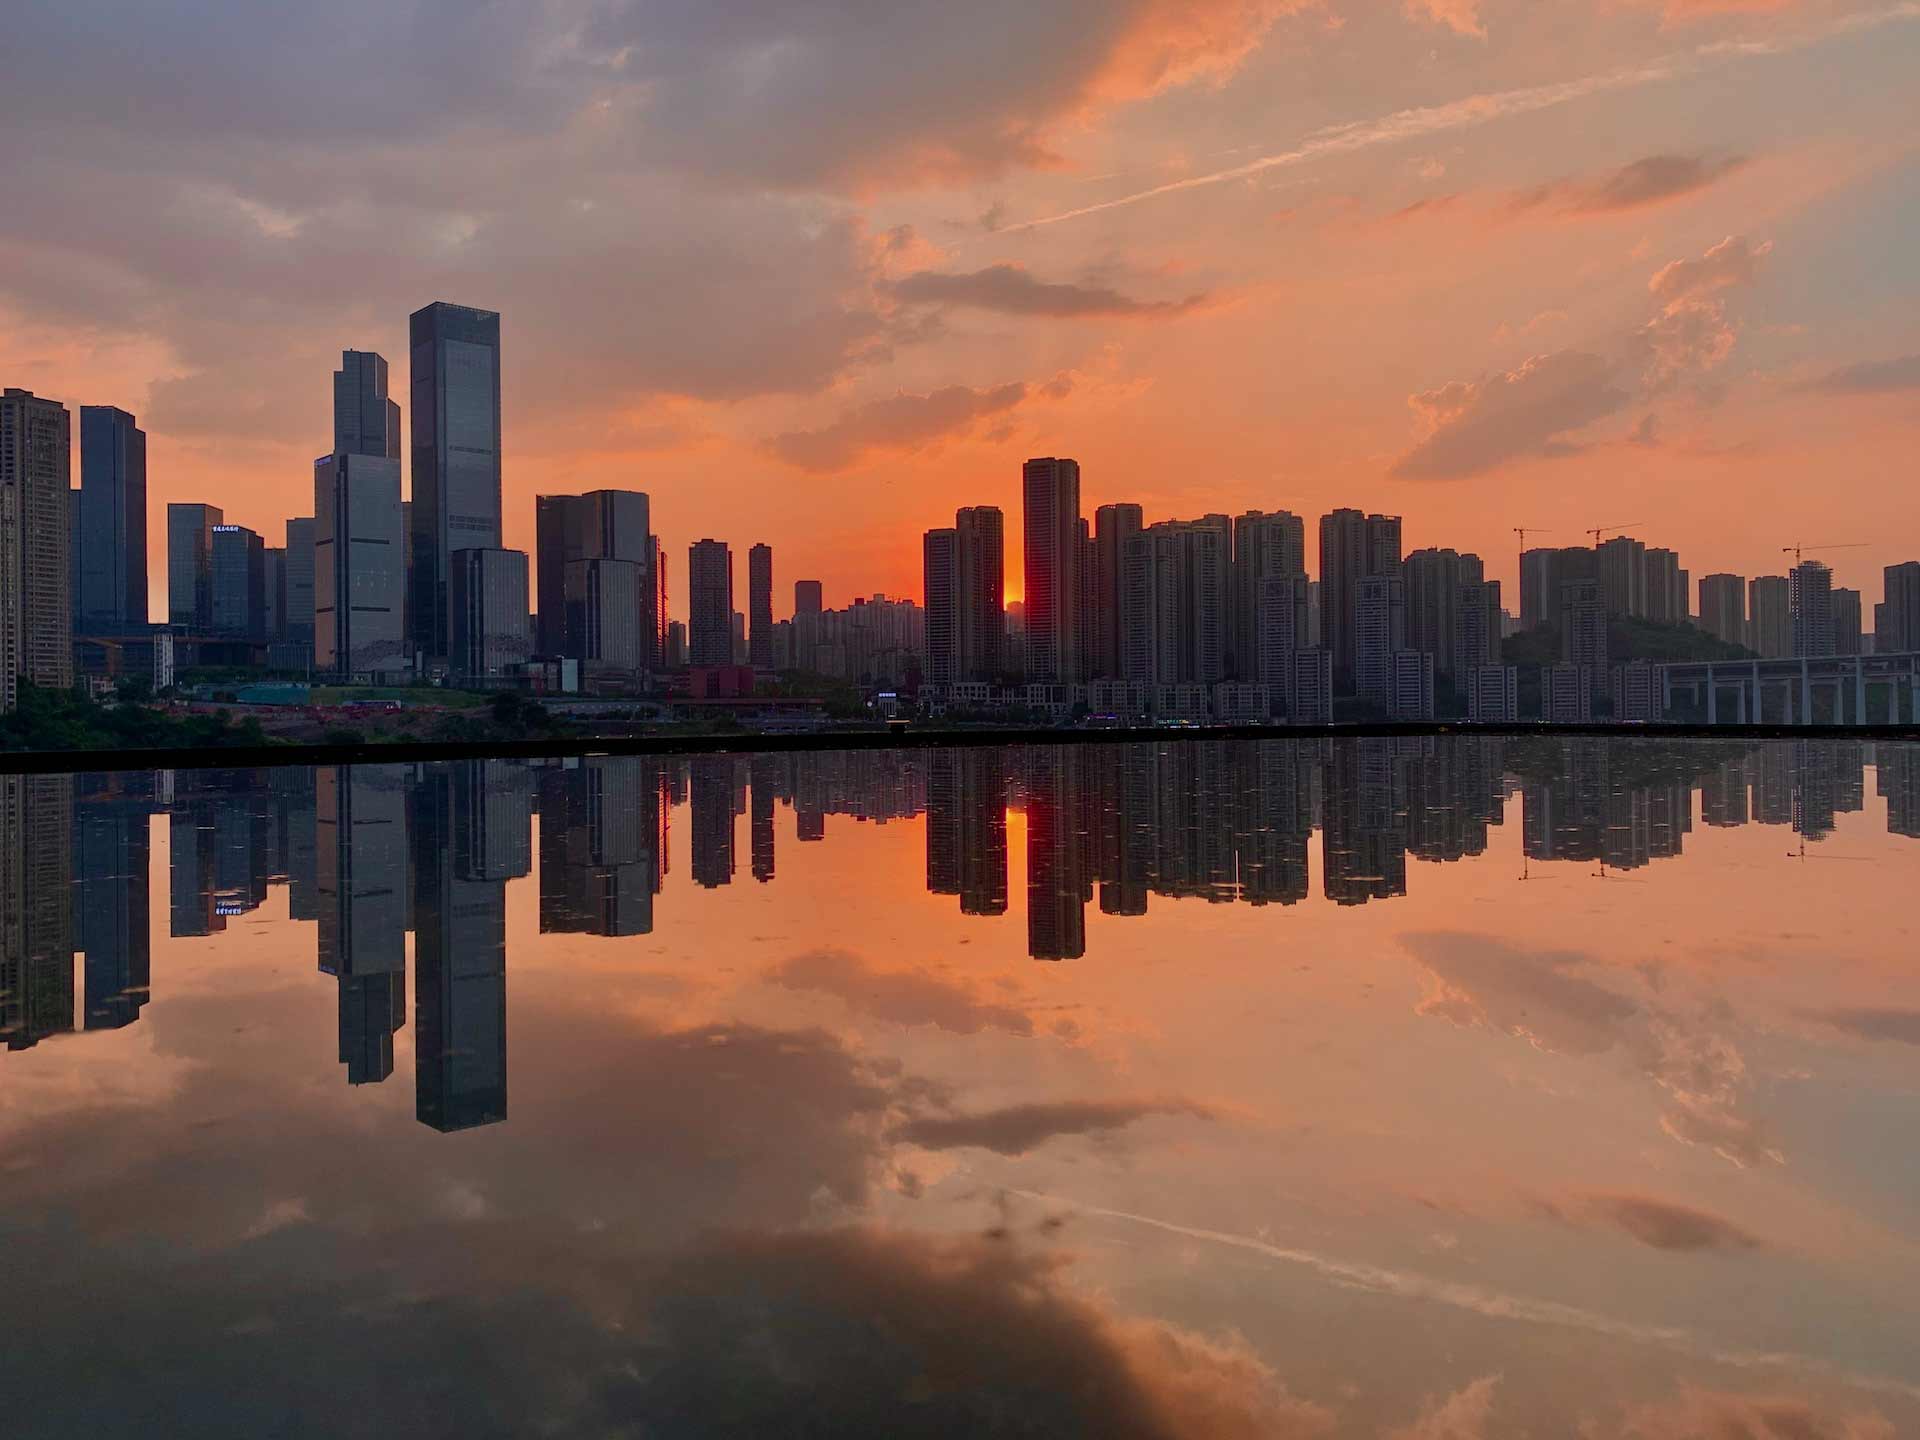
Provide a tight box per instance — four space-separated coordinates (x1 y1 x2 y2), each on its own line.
1 4 1914 621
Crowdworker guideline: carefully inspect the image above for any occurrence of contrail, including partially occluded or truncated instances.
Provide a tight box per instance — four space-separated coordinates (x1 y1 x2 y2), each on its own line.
999 3 1920 233
1009 1188 1920 1403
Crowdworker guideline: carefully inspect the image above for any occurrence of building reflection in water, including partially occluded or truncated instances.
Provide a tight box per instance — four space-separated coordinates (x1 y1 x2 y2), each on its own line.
4 741 1917 1111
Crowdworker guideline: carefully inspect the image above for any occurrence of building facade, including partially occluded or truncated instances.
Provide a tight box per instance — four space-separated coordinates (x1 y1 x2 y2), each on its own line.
314 452 407 679
687 539 733 668
450 547 531 680
748 543 773 669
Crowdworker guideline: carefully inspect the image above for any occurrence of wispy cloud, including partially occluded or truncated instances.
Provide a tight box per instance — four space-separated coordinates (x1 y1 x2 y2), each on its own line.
1802 354 1920 395
766 375 1071 472
1001 3 1920 232
892 263 1209 317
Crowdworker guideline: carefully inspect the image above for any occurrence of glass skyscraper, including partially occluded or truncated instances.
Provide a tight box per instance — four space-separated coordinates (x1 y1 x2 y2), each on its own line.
75 406 147 634
408 303 502 660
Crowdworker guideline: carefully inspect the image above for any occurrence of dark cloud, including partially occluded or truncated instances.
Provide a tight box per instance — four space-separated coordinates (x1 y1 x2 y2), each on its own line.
1802 354 1920 396
1534 1192 1763 1253
892 264 1209 317
1392 350 1633 480
1511 154 1748 215
893 1097 1216 1155
772 947 1038 1036
766 376 1071 472
1804 1007 1920 1046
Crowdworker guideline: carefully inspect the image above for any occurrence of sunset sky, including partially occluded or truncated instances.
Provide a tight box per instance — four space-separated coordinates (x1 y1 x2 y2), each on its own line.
3 0 1916 617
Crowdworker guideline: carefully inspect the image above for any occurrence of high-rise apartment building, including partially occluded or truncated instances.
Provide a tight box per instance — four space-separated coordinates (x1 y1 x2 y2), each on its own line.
166 502 222 631
1453 579 1500 674
1255 573 1310 713
794 579 823 616
1833 587 1863 656
0 389 72 709
408 304 502 659
1698 573 1746 647
748 543 773 669
1404 548 1483 678
1232 509 1305 682
1597 535 1647 617
1319 509 1400 692
1881 562 1920 653
1520 546 1597 631
1789 560 1834 658
1354 573 1406 707
1559 579 1607 683
1749 575 1791 658
314 452 406 679
1466 666 1518 722
333 350 402 462
450 548 530 679
1644 548 1684 624
955 505 1005 682
1541 664 1595 723
688 539 733 668
1093 503 1144 680
209 524 266 639
922 527 959 686
74 406 146 634
1121 519 1228 688
1388 650 1434 721
1022 457 1081 682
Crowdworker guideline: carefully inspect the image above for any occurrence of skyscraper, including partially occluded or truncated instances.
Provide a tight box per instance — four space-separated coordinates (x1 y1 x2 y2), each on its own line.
1318 509 1400 693
1255 573 1310 713
1121 520 1228 688
74 406 146 635
1832 587 1863 656
955 505 1005 682
283 517 316 646
1232 510 1305 682
1093 503 1144 680
1597 535 1647 617
1698 574 1746 647
1 389 73 709
1453 579 1499 674
165 501 222 634
922 527 958 686
333 350 402 462
794 579 823 615
1790 560 1834 658
534 490 653 662
1022 457 1080 682
563 557 644 680
688 539 733 668
408 304 502 660
1559 579 1607 676
209 524 266 639
1403 548 1482 678
748 543 773 668
1645 547 1685 624
450 547 531 679
314 451 406 679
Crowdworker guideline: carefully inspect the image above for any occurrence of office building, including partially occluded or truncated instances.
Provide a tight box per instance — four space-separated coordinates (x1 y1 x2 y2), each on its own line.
1093 503 1145 679
1833 587 1863 656
209 523 266 639
748 543 773 668
1121 519 1228 688
74 406 146 634
955 505 1005 682
1466 665 1518 722
1790 560 1834 658
408 304 502 659
1542 664 1595 723
1389 649 1434 721
1698 574 1746 647
534 490 653 658
1354 573 1406 707
1749 575 1791 658
563 557 644 681
450 547 531 679
923 527 959 686
1291 649 1333 724
314 451 407 679
0 389 72 709
1319 509 1400 691
1022 457 1081 682
1232 509 1305 682
282 517 316 646
166 502 222 631
333 350 401 461
688 539 733 667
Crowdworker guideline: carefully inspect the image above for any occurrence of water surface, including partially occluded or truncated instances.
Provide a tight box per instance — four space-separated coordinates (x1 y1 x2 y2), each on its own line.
3 738 1917 1437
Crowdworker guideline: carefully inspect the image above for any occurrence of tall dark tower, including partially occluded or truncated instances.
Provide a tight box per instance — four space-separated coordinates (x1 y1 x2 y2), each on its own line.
408 303 502 661
1022 457 1081 683
75 406 147 634
748 543 773 668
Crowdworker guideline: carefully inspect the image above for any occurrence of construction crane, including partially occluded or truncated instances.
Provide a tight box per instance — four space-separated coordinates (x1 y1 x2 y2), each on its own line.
1781 542 1867 565
1513 526 1552 551
1587 522 1644 547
